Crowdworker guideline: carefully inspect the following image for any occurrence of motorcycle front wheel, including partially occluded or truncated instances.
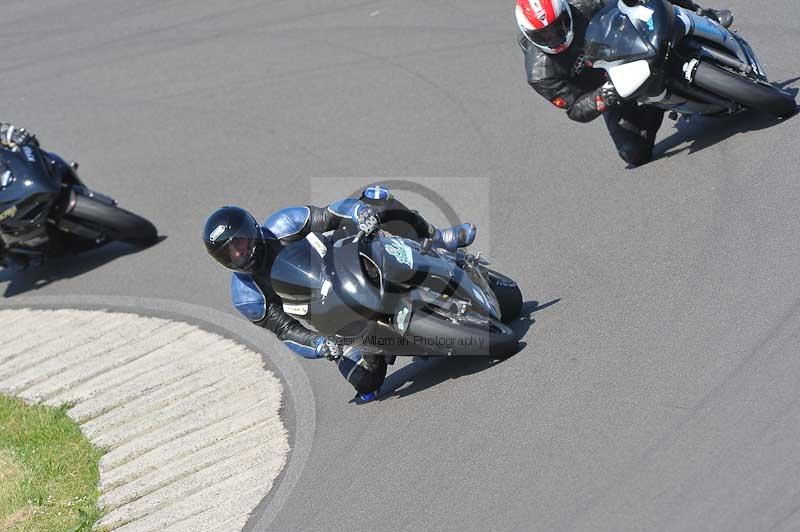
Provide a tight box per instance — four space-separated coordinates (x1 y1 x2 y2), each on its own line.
693 62 796 118
406 308 519 359
63 192 157 244
485 269 523 324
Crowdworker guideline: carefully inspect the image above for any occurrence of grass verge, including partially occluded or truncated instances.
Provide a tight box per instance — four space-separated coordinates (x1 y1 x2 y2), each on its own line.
0 395 102 531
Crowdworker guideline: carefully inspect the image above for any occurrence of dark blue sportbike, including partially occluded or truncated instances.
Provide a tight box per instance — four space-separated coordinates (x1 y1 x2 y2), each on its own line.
584 0 796 118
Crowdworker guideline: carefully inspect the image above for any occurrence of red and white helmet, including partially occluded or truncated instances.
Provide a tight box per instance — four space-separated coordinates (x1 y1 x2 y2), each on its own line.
515 0 574 54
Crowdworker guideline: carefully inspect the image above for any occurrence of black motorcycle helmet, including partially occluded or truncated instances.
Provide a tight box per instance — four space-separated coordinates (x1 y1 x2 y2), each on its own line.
203 206 266 273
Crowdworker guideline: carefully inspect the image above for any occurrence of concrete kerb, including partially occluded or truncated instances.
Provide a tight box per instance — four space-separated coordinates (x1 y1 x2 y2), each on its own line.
0 294 315 531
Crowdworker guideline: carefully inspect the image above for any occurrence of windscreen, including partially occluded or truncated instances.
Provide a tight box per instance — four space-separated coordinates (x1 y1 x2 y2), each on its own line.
270 237 326 301
584 8 653 63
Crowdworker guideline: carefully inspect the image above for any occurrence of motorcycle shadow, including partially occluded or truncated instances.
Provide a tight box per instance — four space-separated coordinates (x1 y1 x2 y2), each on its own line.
0 237 165 298
654 111 790 160
654 78 799 161
375 299 560 401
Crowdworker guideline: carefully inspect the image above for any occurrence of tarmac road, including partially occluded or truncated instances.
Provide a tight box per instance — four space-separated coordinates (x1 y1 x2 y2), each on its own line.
2 0 800 530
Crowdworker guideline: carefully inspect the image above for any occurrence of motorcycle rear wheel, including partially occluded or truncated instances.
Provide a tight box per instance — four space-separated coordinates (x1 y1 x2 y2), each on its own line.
693 62 796 118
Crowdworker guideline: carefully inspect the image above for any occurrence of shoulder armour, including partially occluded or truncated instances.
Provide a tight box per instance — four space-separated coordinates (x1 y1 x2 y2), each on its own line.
328 197 361 218
263 206 311 239
231 272 267 321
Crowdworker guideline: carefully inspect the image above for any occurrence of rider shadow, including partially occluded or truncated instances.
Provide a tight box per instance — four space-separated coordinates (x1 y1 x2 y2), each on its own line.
653 77 799 161
375 299 561 401
0 237 165 298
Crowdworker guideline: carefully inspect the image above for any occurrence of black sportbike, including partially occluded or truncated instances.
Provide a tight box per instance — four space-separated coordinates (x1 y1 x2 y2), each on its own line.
584 0 796 118
270 227 523 359
0 146 157 268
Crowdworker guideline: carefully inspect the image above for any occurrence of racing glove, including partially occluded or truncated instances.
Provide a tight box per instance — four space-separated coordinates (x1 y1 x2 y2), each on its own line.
0 123 38 150
594 83 621 113
354 204 380 236
315 336 343 360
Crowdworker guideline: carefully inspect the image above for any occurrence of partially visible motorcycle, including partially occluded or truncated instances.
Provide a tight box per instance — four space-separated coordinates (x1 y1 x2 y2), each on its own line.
0 145 157 269
584 0 796 118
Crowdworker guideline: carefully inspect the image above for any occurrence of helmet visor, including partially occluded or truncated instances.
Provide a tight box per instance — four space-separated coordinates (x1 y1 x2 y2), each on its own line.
210 229 260 272
524 10 570 49
228 236 257 270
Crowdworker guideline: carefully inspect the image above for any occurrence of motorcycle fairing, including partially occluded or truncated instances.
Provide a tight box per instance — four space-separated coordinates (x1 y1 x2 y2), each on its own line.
270 232 503 348
586 1 662 97
673 7 746 61
0 147 61 244
383 239 414 268
270 236 327 302
673 6 765 78
271 234 387 339
616 0 675 55
587 0 768 103
608 60 652 97
372 237 452 291
369 237 501 320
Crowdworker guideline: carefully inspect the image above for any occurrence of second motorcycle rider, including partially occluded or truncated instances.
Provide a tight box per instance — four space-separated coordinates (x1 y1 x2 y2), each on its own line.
516 0 733 167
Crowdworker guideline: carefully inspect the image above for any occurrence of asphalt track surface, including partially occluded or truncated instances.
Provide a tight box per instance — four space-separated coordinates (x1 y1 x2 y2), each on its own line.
1 1 799 531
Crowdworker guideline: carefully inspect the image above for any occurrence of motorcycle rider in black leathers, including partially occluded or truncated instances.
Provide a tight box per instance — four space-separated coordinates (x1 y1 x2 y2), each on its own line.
202 185 477 402
0 122 47 268
516 0 733 167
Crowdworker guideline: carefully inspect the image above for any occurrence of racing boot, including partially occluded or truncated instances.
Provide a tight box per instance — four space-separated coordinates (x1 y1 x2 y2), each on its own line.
355 389 380 404
698 8 733 28
432 223 476 252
